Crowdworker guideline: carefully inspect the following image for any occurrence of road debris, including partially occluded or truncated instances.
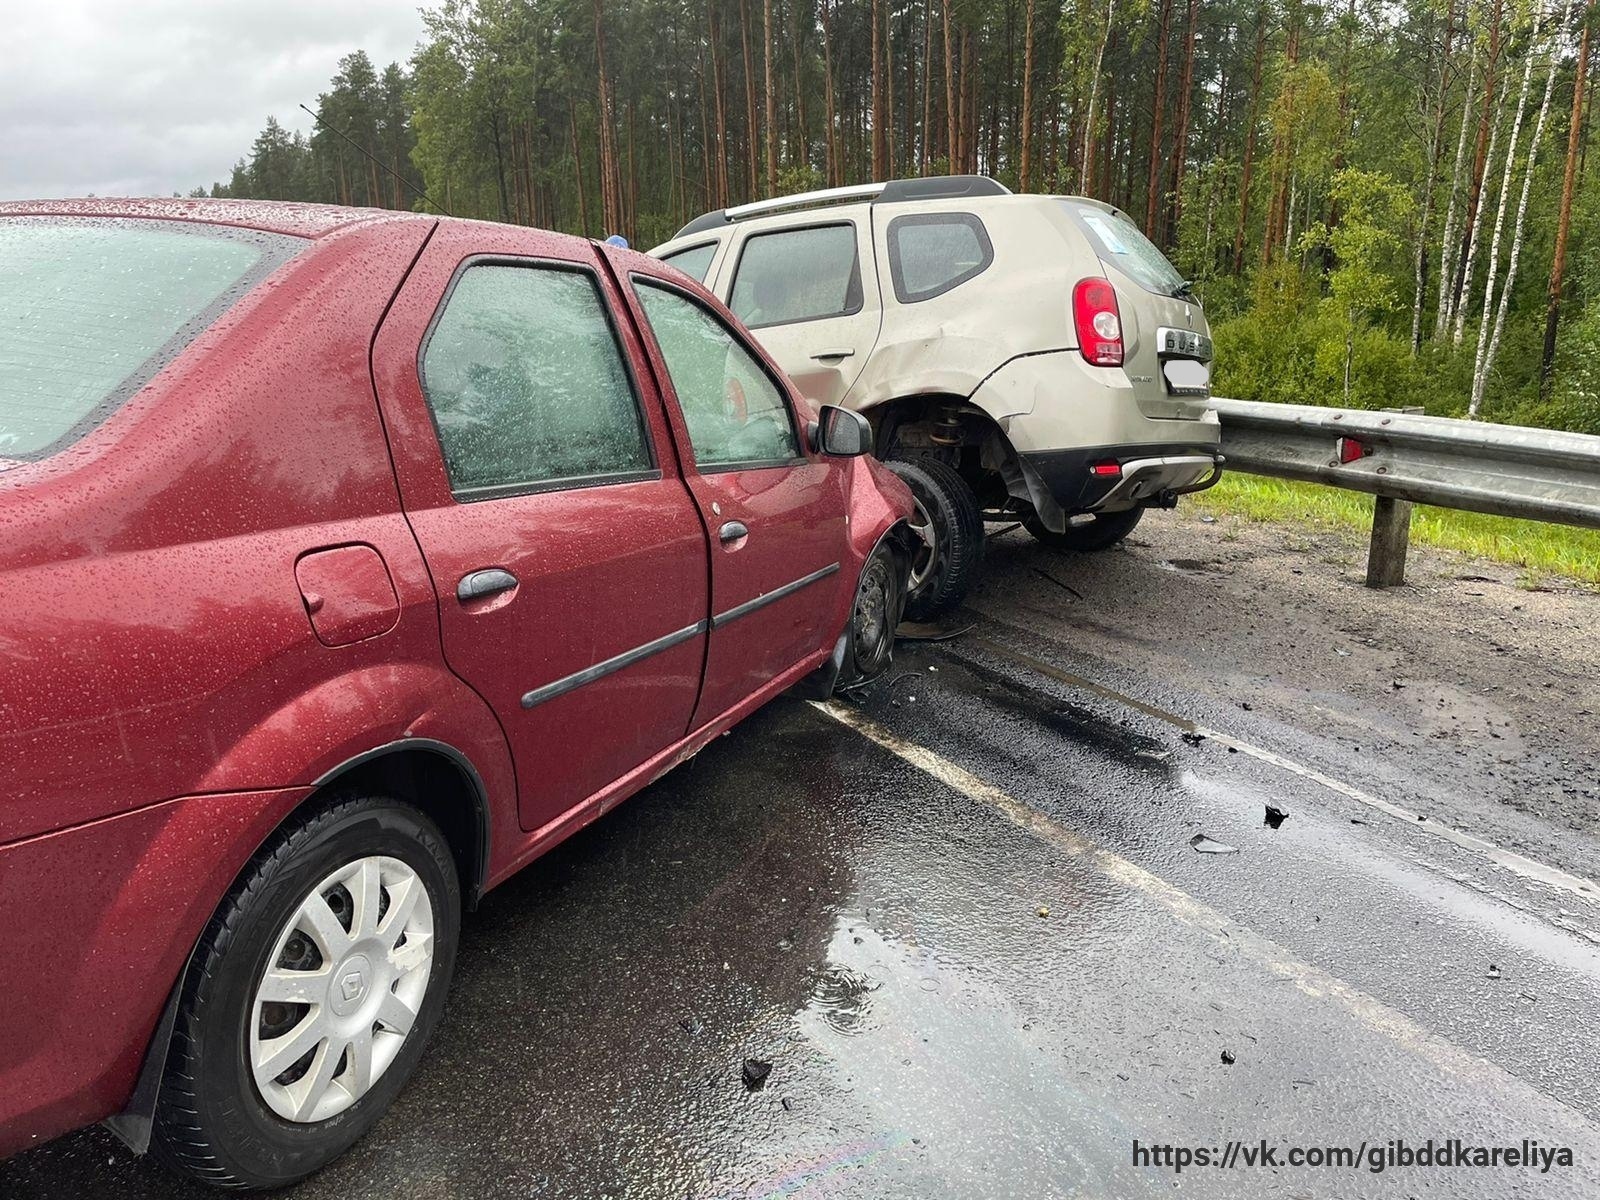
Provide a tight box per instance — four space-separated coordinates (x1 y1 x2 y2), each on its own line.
1036 906 1050 919
1487 963 1502 980
895 620 976 643
1263 805 1290 830
1220 1049 1236 1065
742 1059 773 1091
1180 731 1205 746
1190 834 1239 855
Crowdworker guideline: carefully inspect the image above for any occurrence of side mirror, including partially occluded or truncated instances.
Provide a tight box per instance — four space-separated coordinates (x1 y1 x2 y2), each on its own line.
818 405 872 457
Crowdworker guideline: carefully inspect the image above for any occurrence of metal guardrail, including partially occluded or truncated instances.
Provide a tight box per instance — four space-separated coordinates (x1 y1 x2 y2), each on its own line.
1207 398 1600 586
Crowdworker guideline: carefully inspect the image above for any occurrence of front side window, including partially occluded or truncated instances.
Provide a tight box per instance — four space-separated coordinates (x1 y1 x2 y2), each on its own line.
420 264 651 496
728 224 861 329
1062 201 1187 297
662 242 718 283
0 217 301 461
887 213 994 303
634 280 799 469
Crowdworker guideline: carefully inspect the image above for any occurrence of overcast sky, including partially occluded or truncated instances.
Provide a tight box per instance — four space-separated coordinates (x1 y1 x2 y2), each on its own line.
1 1 427 201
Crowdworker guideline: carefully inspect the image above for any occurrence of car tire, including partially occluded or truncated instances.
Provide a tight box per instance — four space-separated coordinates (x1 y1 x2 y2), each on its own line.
835 541 906 691
150 795 461 1191
1024 505 1145 552
886 457 984 621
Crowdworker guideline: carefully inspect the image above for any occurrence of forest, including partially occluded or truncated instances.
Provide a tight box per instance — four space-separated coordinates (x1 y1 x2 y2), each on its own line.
202 0 1600 436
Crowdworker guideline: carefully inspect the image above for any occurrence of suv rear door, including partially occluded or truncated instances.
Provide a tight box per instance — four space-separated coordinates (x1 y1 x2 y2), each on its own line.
372 225 710 835
709 212 881 410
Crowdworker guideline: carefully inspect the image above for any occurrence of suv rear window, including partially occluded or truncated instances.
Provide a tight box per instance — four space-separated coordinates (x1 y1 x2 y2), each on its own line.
0 217 301 461
1061 202 1187 297
887 212 994 302
661 242 718 283
729 223 862 329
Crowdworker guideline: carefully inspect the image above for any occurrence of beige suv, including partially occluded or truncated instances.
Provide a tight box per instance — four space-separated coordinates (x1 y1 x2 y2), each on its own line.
650 175 1222 618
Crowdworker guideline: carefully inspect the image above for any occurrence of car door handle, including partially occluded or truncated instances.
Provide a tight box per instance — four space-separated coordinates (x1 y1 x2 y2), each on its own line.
718 521 749 543
457 568 518 602
811 348 856 361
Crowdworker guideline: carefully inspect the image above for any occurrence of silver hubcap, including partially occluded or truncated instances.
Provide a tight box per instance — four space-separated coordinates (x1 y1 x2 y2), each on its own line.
905 496 938 592
250 856 434 1123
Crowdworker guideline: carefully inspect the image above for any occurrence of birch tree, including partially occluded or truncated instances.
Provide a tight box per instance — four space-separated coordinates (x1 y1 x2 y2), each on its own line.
1471 15 1541 359
1472 6 1563 416
1452 57 1511 345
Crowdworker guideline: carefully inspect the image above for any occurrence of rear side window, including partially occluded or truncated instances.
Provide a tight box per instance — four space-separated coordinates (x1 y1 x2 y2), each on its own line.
0 217 300 461
420 263 652 497
1062 202 1187 297
661 242 718 283
633 280 799 469
729 224 862 329
887 213 994 303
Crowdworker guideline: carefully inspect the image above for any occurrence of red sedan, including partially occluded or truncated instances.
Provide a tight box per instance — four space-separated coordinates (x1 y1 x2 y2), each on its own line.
0 199 913 1188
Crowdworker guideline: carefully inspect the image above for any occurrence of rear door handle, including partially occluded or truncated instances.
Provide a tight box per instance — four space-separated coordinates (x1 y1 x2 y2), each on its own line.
718 521 749 543
811 348 856 361
457 568 518 602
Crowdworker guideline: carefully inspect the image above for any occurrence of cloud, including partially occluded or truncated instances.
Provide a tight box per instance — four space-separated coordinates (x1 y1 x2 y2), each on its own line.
0 0 426 200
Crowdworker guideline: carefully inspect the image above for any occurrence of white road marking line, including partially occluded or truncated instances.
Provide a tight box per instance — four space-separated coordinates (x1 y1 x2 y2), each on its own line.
813 699 1599 1128
967 633 1600 906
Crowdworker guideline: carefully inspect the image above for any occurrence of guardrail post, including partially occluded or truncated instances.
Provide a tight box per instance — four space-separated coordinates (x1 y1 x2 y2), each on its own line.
1366 496 1413 588
1364 406 1423 588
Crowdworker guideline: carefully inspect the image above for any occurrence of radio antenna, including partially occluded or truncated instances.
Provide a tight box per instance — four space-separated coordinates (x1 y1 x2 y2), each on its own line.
298 103 452 217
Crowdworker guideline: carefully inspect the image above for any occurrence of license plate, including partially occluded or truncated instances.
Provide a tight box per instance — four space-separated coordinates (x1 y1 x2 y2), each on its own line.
1162 358 1211 396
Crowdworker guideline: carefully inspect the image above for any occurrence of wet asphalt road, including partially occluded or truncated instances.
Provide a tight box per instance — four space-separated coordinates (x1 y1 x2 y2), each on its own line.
6 519 1600 1198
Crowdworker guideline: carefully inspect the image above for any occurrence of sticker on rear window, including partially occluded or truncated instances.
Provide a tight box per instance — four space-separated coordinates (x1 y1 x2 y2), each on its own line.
1080 212 1129 255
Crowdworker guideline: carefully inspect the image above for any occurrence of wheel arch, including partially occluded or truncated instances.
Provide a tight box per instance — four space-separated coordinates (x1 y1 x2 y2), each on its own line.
310 738 492 909
864 392 1047 520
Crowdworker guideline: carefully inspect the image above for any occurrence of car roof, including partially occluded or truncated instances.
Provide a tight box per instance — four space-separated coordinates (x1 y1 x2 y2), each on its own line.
0 197 436 239
656 185 1113 256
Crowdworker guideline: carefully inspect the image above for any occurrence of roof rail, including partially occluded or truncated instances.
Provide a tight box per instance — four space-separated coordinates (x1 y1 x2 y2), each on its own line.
673 175 1011 238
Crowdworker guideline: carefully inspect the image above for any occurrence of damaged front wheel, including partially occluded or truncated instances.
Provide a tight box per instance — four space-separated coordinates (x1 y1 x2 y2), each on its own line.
835 542 906 691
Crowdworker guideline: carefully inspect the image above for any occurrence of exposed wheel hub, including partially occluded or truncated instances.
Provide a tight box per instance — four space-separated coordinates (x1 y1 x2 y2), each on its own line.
855 561 890 649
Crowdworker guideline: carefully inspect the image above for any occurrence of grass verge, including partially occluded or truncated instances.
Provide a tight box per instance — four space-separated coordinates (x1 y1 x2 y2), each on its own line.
1191 474 1600 588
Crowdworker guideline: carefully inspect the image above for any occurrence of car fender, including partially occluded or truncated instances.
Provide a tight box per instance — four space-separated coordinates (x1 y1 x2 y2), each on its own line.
838 455 916 623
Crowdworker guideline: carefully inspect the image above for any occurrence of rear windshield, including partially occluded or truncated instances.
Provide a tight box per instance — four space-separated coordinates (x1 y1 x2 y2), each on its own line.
0 217 302 461
1061 202 1186 297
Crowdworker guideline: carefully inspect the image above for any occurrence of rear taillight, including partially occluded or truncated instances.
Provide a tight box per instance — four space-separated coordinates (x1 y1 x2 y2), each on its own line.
1073 278 1124 367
